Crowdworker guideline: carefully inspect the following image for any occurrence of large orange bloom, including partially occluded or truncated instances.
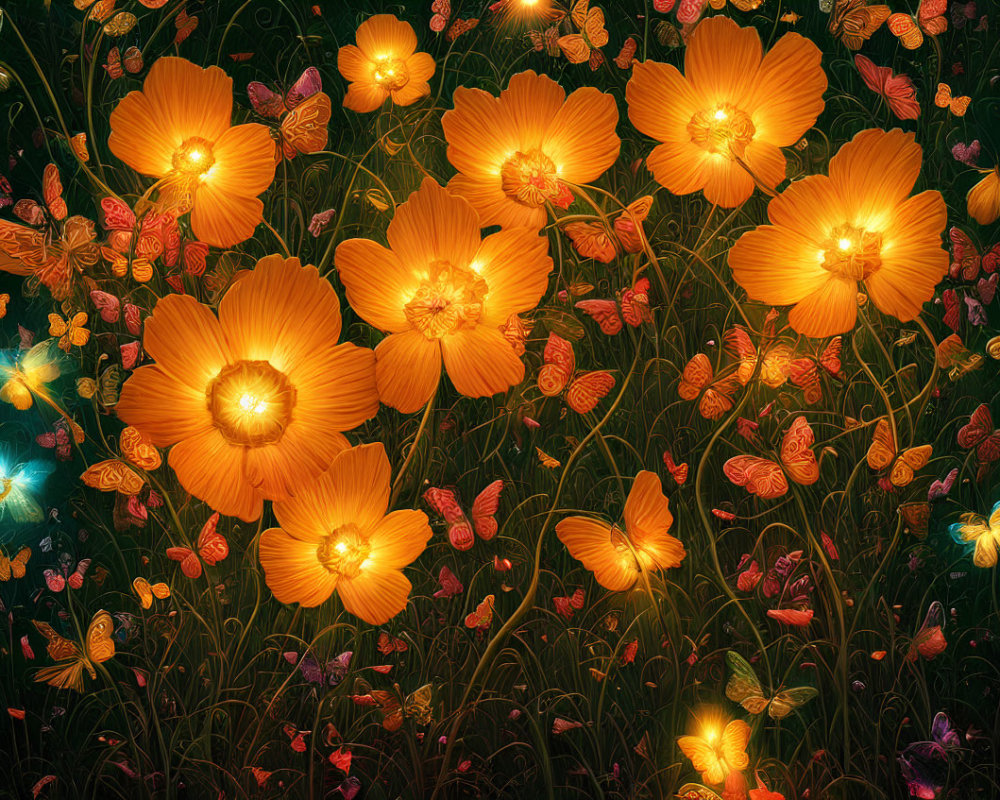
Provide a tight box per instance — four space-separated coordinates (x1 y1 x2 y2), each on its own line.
116 255 379 521
556 471 686 591
335 179 552 413
109 57 276 248
337 14 435 113
259 443 431 624
967 167 1000 226
626 16 827 208
441 70 620 230
729 128 949 338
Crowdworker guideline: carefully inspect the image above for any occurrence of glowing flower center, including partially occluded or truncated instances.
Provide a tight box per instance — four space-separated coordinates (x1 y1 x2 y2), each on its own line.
172 137 216 176
0 477 12 504
688 104 756 158
404 259 488 340
316 523 372 580
820 223 883 280
500 148 565 207
372 56 409 91
207 360 296 447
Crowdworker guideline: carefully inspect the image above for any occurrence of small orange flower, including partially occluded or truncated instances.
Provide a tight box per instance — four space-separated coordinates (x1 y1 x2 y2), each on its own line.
967 167 1000 226
116 255 379 521
335 178 553 413
442 70 620 230
556 470 685 591
109 57 276 248
626 16 827 207
729 128 949 338
259 443 432 624
337 14 435 113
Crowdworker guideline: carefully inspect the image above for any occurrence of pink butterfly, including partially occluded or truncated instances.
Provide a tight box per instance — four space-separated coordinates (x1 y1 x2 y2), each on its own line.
423 481 503 551
676 0 707 24
978 273 998 305
433 566 464 598
90 290 121 323
43 558 92 592
36 419 79 461
121 341 141 370
965 295 987 326
247 67 321 119
951 140 981 166
927 467 958 501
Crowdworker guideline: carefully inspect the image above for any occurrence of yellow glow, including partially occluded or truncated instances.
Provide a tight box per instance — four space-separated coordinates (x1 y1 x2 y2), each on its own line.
469 260 484 274
189 149 202 162
703 725 719 744
838 238 852 251
713 108 728 121
335 541 347 553
521 0 539 5
238 393 268 415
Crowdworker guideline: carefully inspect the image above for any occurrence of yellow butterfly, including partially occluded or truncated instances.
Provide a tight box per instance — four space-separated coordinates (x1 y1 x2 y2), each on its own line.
557 0 609 65
866 418 932 488
132 576 171 609
677 718 750 786
33 610 115 693
934 83 971 116
950 502 1000 568
352 679 434 731
725 651 818 719
0 546 31 580
676 785 724 800
48 311 90 352
0 341 61 410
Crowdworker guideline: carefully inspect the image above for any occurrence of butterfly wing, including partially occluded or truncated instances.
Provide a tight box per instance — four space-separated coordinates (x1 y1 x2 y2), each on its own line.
678 353 712 401
676 786 724 800
887 13 923 48
403 683 433 725
957 404 992 449
81 460 145 496
769 686 819 719
32 620 80 661
538 333 575 396
35 660 87 693
196 512 228 566
677 735 726 785
557 33 591 63
10 546 31 579
280 92 331 158
781 416 819 486
166 546 202 579
724 650 768 714
566 371 615 414
133 577 154 609
918 0 948 33
285 67 322 110
247 81 286 118
555 518 638 591
700 377 738 421
42 164 67 221
86 610 116 665
471 480 503 540
719 719 751 772
723 455 789 499
890 444 932 487
575 299 623 335
866 418 896 470
434 566 464 598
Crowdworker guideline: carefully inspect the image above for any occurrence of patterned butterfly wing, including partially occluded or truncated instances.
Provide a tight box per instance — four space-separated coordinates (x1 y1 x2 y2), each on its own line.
285 67 322 110
403 683 433 725
678 353 712 401
723 455 789 499
891 444 932 487
42 164 67 221
566 370 615 414
196 512 228 566
280 92 331 158
866 418 896 471
86 610 116 665
247 81 287 118
32 620 80 662
538 333 576 396
724 650 768 714
677 735 727 785
769 686 819 719
575 299 623 335
781 416 819 486
166 546 202 579
918 0 948 33
619 278 652 326
887 12 924 48
471 480 503 540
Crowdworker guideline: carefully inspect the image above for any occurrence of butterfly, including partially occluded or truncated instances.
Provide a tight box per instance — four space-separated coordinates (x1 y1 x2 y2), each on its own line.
866 418 932 488
677 718 750 786
296 650 352 686
575 278 652 335
788 337 844 404
724 326 793 388
935 333 983 380
828 0 891 48
723 416 819 500
434 565 464 598
663 451 689 485
44 558 92 592
423 480 503 551
0 546 31 580
558 0 609 68
934 83 971 116
957 404 1000 474
0 341 60 411
132 577 170 609
537 447 561 468
888 0 947 48
927 467 958 501
538 333 615 414
898 712 961 800
950 501 1000 568
465 594 495 631
899 501 930 538
174 7 198 45
33 610 115 693
677 354 739 421
277 93 331 159
614 37 638 69
80 459 145 497
0 451 54 522
528 26 562 56
854 55 920 120
48 312 90 353
676 0 709 23
708 0 763 10
905 600 946 662
248 67 322 118
553 588 585 619
377 632 408 655
166 512 228 578
16 163 67 224
351 678 434 730
949 228 1000 281
724 650 818 719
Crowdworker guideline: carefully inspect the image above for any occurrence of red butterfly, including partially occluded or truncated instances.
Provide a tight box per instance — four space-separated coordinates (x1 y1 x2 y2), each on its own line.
788 337 843 404
906 601 946 662
537 333 615 414
957 404 1000 480
949 227 1000 281
43 558 91 592
465 594 494 631
614 36 638 69
553 588 585 619
423 481 503 551
854 54 919 120
248 67 322 119
433 566 464 598
575 278 652 335
662 451 689 485
377 632 408 655
166 512 228 578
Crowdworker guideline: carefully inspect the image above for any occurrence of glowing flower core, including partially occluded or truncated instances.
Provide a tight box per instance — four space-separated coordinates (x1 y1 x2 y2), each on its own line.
500 149 563 207
371 56 409 91
172 136 216 176
688 105 756 159
207 360 296 446
0 477 12 503
316 523 372 580
404 260 488 339
820 224 883 281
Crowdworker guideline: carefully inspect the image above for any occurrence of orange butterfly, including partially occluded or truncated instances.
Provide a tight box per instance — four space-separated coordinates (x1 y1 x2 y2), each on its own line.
48 312 90 352
465 594 495 630
538 333 615 414
132 576 170 609
788 337 843 404
613 196 654 254
934 83 971 116
279 93 331 159
537 448 561 468
888 0 946 48
557 0 609 68
81 459 145 496
575 278 652 335
377 632 408 655
899 502 930 538
0 293 8 318
166 512 228 578
0 547 31 581
828 0 891 49
723 416 820 499
866 418 932 487
677 354 739 421
119 426 162 471
73 0 116 21
723 326 793 388
33 610 115 693
677 718 751 787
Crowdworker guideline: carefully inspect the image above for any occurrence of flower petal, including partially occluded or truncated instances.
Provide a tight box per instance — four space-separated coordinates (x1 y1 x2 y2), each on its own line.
336 565 413 625
626 60 701 145
116 365 214 447
337 44 371 83
259 528 337 606
108 92 176 176
967 168 1000 226
702 156 756 208
336 239 415 333
387 178 481 272
500 70 566 152
141 57 234 144
447 172 545 230
645 141 711 196
367 509 432 569
744 139 787 192
142 294 230 391
729 224 829 306
542 86 620 184
190 188 265 249
787 276 858 337
168 428 263 521
443 87 518 178
375 330 441 414
441 325 524 399
209 123 277 196
686 16 762 108
476 228 552 326
355 14 417 60
343 81 389 113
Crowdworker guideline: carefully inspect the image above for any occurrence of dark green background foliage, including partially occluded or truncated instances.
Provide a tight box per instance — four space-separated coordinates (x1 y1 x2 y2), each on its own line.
0 1 998 798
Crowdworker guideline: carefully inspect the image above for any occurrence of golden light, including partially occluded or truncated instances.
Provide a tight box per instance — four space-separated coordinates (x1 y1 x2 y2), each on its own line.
713 108 728 121
469 260 484 275
237 392 268 415
838 238 852 251
189 149 202 162
702 724 719 744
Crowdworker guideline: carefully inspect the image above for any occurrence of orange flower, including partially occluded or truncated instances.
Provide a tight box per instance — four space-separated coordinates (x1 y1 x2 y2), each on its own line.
335 178 552 413
729 128 948 337
626 16 827 207
109 57 276 248
967 167 1000 225
337 14 435 113
556 470 685 591
258 443 432 624
116 255 379 521
441 70 620 230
